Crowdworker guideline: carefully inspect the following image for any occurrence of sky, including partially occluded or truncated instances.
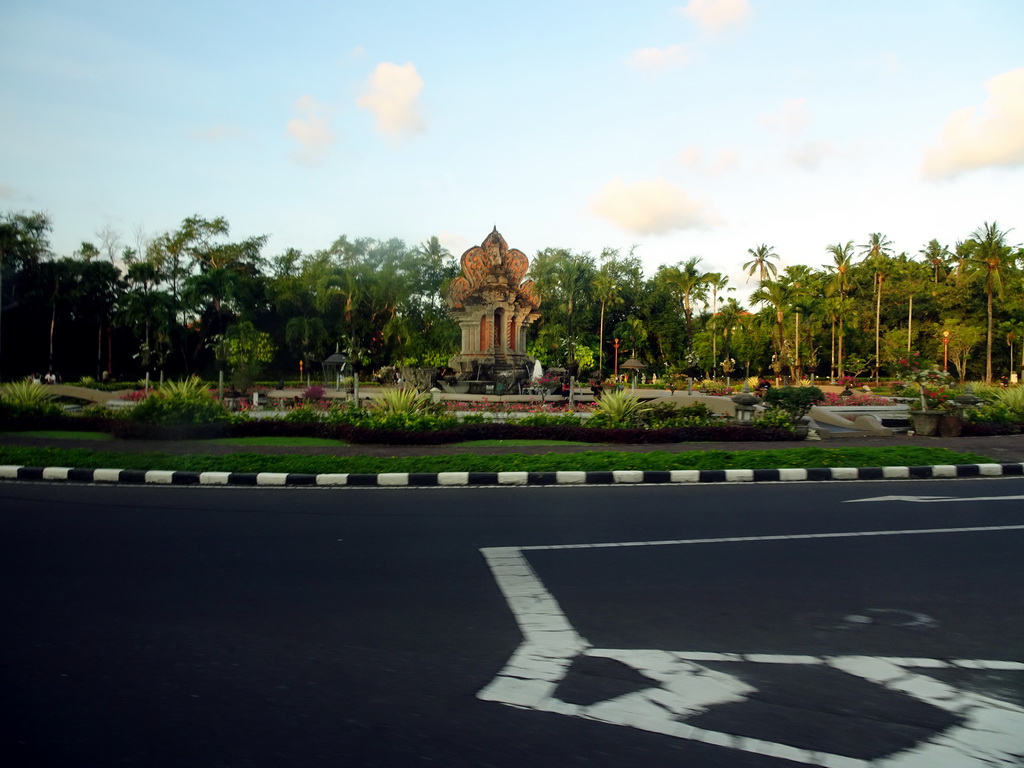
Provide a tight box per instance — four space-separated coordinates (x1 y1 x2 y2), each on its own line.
2 0 1023 301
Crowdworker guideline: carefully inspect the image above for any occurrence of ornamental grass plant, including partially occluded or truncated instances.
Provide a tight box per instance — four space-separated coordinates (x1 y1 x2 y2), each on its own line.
0 381 62 418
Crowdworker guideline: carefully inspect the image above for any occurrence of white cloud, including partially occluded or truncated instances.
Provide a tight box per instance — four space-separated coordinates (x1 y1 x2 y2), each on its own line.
922 67 1024 180
286 96 335 167
627 44 689 73
680 0 751 33
678 145 739 176
788 140 835 170
0 183 14 199
357 62 425 138
590 178 719 235
759 98 809 139
192 123 241 142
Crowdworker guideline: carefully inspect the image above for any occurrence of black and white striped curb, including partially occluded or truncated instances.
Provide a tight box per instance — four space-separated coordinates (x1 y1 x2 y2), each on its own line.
2 462 1023 487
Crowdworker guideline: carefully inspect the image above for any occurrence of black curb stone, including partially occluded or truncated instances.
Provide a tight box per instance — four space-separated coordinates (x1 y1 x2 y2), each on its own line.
2 463 1022 487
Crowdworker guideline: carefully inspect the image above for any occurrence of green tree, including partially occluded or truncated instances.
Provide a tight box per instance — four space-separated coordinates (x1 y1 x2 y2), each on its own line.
655 257 709 355
743 244 779 284
859 232 894 382
825 241 857 379
919 239 951 284
966 221 1017 382
750 278 792 376
224 320 276 391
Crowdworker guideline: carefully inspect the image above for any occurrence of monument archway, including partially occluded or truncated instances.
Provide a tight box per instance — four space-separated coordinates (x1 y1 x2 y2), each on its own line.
446 227 541 385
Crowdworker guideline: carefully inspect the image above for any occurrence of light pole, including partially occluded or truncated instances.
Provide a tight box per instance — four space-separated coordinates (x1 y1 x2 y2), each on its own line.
943 330 950 373
613 338 620 378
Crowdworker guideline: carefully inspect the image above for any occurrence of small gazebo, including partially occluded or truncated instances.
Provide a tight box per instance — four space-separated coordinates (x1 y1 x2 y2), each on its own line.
620 358 646 391
321 353 348 389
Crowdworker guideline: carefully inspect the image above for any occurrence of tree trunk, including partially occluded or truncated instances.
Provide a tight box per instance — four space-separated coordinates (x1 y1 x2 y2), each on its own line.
986 289 994 383
907 293 913 354
874 275 882 385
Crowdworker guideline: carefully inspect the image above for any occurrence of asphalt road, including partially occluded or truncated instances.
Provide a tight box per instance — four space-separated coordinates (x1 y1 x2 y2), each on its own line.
1 478 1022 767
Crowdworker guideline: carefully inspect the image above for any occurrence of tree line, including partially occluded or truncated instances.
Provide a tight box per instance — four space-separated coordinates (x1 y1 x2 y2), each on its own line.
1 211 1020 386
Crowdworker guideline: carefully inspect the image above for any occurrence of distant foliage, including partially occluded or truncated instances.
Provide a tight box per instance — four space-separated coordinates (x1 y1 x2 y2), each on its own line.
130 376 230 425
0 380 62 418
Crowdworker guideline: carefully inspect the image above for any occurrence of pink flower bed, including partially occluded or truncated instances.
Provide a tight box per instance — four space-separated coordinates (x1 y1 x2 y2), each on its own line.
444 401 598 414
820 392 895 406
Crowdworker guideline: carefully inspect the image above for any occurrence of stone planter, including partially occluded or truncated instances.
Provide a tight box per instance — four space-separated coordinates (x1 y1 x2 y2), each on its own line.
909 410 942 436
939 413 964 438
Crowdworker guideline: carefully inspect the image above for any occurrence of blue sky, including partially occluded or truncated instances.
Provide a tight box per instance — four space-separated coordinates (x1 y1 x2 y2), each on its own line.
2 0 1022 296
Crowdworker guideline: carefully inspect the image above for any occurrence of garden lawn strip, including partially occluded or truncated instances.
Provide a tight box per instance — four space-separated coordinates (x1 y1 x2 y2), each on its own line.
0 446 995 476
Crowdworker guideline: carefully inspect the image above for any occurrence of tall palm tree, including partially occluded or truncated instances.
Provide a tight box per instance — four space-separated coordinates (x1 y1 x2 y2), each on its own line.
716 297 746 364
743 244 779 284
859 232 894 384
656 257 709 354
592 266 621 375
704 272 733 364
824 241 856 379
918 239 951 284
750 278 791 377
781 266 815 381
968 221 1016 382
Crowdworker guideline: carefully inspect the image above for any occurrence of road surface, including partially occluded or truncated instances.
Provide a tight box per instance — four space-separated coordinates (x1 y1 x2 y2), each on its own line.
1 478 1022 767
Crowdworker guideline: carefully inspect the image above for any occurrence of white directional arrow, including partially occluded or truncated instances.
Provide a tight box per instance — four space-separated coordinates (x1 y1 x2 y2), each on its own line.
847 494 1024 503
479 531 1024 767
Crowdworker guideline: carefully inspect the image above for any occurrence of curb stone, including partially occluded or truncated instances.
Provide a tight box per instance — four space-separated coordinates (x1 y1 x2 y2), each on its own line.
2 462 1023 487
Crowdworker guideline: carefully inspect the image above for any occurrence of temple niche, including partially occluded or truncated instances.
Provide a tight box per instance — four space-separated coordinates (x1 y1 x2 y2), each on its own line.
446 227 541 385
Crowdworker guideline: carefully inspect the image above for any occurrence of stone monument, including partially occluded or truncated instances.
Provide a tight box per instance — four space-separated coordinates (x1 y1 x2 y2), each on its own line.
446 227 541 388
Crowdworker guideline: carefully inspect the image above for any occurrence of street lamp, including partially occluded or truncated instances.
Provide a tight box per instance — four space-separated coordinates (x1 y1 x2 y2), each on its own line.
943 330 950 373
613 338 620 378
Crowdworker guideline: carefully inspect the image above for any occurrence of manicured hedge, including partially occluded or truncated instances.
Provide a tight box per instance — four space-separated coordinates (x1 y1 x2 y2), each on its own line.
1 413 799 444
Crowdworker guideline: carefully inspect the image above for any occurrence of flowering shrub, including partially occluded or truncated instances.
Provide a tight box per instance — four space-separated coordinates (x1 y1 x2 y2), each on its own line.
697 380 735 396
122 389 150 402
921 386 953 410
302 384 326 401
444 400 598 414
894 352 950 409
533 372 562 387
820 392 893 406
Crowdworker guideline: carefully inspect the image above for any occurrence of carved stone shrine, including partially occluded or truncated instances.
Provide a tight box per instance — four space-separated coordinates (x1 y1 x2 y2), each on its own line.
446 227 541 385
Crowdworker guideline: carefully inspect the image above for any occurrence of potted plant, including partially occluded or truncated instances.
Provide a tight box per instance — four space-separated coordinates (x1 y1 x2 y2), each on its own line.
897 353 951 436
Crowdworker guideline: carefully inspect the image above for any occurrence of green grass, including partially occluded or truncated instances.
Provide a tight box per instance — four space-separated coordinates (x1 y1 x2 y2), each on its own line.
451 439 590 447
1 430 113 441
207 436 348 447
0 444 995 476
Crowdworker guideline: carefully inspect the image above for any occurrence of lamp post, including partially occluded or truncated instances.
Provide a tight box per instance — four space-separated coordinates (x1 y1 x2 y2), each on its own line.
943 330 950 373
613 338 620 378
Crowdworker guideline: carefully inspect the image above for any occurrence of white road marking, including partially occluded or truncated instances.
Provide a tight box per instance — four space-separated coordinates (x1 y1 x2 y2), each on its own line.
479 526 1024 766
516 524 1024 552
848 494 1024 503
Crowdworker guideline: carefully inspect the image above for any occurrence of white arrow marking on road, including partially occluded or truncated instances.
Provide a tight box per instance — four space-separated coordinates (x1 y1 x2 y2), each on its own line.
847 494 1024 503
480 528 1024 767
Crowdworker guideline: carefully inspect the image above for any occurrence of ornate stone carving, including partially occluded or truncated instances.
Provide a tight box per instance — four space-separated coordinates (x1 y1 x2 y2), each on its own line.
445 228 541 382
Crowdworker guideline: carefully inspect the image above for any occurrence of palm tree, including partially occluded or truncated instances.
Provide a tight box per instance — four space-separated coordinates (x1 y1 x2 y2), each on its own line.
704 272 733 363
968 221 1016 382
859 232 894 384
750 278 791 378
656 257 709 354
593 267 621 375
743 244 779 284
919 239 951 284
716 297 746 365
781 266 815 381
824 241 856 379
